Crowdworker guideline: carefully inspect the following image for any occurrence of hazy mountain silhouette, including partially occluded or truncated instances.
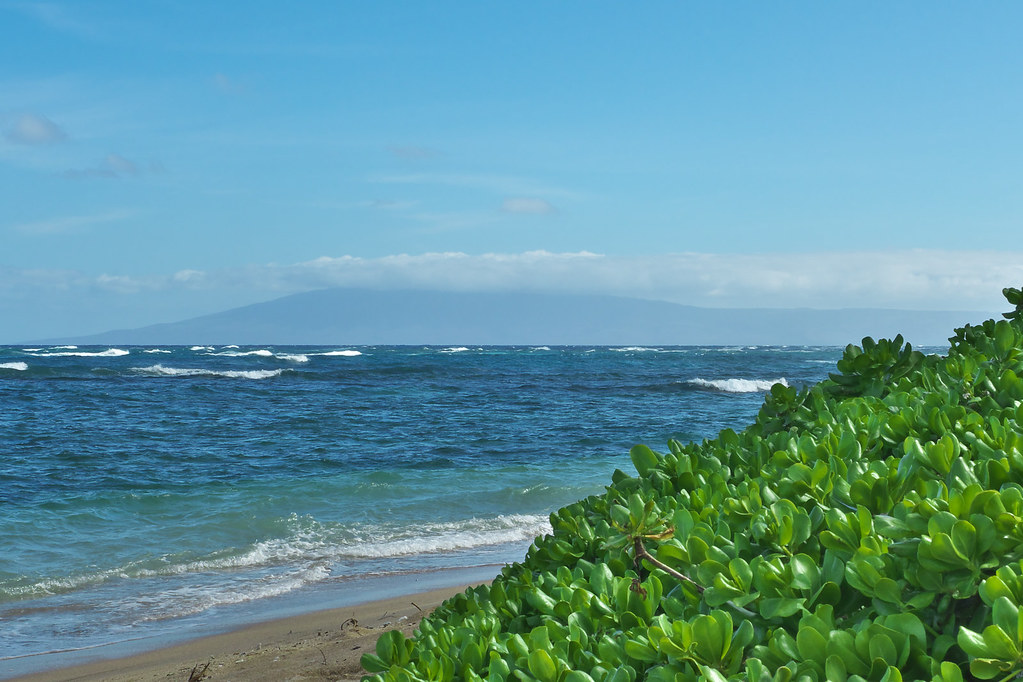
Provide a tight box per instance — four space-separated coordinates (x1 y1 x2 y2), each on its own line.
57 289 989 346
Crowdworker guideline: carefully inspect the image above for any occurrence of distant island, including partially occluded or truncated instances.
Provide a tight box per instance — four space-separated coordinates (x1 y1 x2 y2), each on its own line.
45 288 991 347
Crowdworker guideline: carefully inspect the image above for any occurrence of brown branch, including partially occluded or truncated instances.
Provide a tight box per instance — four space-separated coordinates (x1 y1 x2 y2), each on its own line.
633 537 703 592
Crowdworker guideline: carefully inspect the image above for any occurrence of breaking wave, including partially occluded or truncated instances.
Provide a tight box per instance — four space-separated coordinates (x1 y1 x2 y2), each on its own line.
132 365 284 380
686 377 788 393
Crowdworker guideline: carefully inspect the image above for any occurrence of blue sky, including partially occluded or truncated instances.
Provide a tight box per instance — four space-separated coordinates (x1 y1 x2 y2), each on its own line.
2 2 1022 341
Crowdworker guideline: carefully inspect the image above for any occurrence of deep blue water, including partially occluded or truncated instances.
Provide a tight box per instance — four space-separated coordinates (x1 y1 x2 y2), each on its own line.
0 343 847 675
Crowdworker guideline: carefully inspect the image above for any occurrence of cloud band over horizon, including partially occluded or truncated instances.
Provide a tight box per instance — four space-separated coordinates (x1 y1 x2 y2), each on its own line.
4 249 1022 310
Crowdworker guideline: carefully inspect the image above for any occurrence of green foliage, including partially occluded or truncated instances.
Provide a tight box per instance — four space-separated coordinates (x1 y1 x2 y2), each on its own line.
363 288 1023 682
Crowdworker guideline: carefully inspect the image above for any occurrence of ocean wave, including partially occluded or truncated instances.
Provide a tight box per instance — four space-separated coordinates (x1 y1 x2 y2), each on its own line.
610 346 660 352
277 354 310 363
0 362 29 371
686 377 789 393
32 348 129 358
143 349 172 354
0 513 548 606
130 564 334 622
345 514 552 559
215 349 275 357
531 346 551 351
315 350 362 357
190 346 215 351
441 347 471 353
132 364 284 380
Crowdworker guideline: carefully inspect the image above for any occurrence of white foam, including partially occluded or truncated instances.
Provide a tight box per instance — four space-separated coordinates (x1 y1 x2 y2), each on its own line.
442 347 470 353
52 345 78 350
33 348 129 358
143 349 171 354
611 346 659 352
315 350 362 357
278 354 310 363
348 514 551 558
190 346 215 351
531 346 551 351
216 349 275 357
0 362 28 371
21 348 42 352
132 364 284 380
222 345 240 349
686 377 789 393
132 564 333 622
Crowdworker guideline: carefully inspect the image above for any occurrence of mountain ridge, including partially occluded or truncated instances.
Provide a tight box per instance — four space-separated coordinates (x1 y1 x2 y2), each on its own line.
46 288 992 347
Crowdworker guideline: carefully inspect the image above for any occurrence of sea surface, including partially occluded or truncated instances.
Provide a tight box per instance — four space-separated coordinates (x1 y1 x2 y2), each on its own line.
0 343 863 676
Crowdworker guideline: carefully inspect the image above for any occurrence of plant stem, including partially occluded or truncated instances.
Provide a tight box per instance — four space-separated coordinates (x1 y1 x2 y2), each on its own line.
634 537 703 592
634 538 758 619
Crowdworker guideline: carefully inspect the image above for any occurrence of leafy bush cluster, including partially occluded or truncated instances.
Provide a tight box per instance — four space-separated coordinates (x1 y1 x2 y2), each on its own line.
363 287 1023 682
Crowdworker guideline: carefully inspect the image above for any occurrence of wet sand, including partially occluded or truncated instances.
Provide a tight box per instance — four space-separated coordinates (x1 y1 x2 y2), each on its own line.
9 583 478 682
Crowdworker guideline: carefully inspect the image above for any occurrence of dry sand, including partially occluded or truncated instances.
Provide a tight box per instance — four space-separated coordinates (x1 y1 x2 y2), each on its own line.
9 583 479 682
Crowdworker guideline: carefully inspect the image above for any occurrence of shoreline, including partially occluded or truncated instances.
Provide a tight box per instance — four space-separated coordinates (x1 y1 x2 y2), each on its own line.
7 581 483 682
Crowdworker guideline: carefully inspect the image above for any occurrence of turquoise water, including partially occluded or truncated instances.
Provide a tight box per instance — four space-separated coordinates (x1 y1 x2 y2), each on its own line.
0 344 847 676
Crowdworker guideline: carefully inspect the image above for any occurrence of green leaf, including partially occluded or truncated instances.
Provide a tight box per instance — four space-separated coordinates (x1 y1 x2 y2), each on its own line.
527 648 558 682
825 654 848 682
957 627 991 659
630 444 660 477
564 673 596 682
981 624 1020 660
873 578 902 604
360 653 389 673
968 658 1015 679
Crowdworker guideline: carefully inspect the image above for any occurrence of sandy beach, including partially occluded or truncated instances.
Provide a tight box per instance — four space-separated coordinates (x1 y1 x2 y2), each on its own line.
8 583 479 682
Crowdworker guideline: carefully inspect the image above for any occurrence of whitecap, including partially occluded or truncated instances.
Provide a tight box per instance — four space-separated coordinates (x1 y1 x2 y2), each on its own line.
34 348 129 358
441 347 470 353
686 377 788 393
216 349 274 358
132 364 283 380
189 346 215 351
346 514 552 558
531 346 551 351
277 354 310 363
0 362 28 371
610 346 659 352
143 349 172 354
315 350 362 357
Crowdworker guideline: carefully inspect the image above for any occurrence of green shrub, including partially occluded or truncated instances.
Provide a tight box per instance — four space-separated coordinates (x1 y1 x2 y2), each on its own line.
363 287 1023 682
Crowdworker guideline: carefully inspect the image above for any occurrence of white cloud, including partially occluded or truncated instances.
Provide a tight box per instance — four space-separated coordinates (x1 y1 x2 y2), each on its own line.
501 198 557 214
4 112 67 144
212 73 246 95
63 153 146 179
10 208 134 235
388 145 442 160
1 250 1020 314
371 172 578 199
4 1 102 39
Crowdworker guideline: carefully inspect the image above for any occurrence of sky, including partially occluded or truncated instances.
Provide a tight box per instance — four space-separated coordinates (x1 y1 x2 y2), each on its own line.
2 1 1022 341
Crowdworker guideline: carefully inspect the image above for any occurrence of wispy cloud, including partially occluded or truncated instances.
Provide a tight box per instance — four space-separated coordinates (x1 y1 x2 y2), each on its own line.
2 1 102 39
10 208 134 235
4 112 67 144
63 153 157 179
371 172 578 200
501 198 557 215
2 250 1019 314
388 145 443 160
212 72 247 95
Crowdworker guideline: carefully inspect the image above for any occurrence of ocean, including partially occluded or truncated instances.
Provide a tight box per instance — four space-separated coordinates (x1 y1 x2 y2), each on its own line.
0 343 856 677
